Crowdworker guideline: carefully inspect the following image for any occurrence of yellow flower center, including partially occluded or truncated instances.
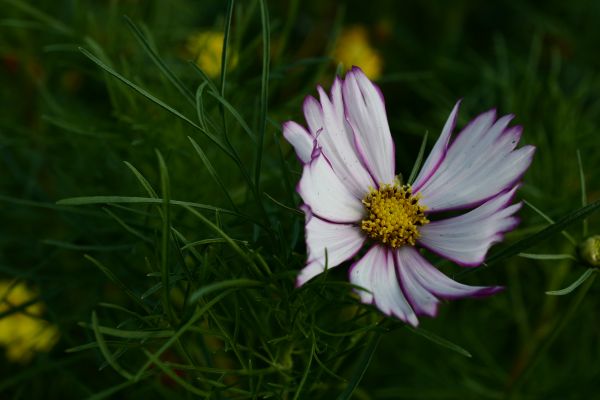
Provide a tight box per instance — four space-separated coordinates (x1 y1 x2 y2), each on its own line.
361 184 429 248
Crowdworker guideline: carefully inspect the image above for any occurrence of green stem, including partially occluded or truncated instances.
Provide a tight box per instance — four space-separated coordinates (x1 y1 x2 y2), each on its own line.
508 273 596 396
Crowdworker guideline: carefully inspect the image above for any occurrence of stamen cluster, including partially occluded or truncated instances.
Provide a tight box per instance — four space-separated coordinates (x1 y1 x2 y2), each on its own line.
361 184 429 248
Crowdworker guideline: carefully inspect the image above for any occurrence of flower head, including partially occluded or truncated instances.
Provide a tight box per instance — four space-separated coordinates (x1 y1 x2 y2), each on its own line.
283 67 535 326
0 280 59 363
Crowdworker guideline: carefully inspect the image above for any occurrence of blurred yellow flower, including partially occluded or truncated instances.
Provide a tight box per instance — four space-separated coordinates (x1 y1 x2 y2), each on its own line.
0 280 59 363
186 31 238 78
333 26 383 80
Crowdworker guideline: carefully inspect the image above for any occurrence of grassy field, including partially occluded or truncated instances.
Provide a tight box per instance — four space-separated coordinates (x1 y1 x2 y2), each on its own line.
1 0 599 398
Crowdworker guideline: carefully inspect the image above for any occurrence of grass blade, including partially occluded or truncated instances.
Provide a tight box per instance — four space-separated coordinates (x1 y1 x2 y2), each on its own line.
337 331 382 400
188 136 237 210
57 196 236 215
91 311 133 379
518 253 576 261
407 131 429 184
134 290 233 380
208 90 256 142
524 200 577 245
220 0 234 96
406 326 472 358
123 16 194 105
546 268 596 296
293 333 316 400
78 47 233 159
576 149 588 236
84 255 149 313
123 161 158 198
102 207 153 244
182 205 262 276
254 0 270 186
188 279 263 304
156 151 173 320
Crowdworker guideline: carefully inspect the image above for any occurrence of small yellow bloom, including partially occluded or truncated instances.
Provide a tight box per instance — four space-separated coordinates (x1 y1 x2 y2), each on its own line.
0 281 59 363
186 31 238 78
333 26 383 80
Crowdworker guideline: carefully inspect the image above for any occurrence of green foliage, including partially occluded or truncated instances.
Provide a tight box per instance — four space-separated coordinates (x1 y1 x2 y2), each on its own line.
1 0 599 398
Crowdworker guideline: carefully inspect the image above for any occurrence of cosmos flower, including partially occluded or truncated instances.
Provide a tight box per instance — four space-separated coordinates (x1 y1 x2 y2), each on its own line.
0 280 59 363
333 26 382 80
283 67 535 326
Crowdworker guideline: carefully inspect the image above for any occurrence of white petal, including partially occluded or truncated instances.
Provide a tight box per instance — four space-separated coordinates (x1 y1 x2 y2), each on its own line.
307 82 375 198
303 96 323 135
283 121 315 163
416 108 535 212
412 100 460 191
418 186 522 266
349 245 419 326
296 214 365 286
342 67 395 184
297 153 364 223
394 249 439 317
397 247 503 299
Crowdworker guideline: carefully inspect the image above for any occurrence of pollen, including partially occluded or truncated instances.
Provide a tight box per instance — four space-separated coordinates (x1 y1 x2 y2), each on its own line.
361 183 429 248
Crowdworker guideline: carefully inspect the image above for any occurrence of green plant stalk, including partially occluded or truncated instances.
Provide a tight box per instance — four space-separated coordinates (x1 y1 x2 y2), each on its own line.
507 273 596 396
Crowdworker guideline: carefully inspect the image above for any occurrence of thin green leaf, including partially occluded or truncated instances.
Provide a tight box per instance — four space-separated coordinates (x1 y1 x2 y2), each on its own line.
208 90 256 142
42 240 132 252
86 379 138 400
123 16 194 105
57 196 237 215
576 149 588 236
546 268 596 295
518 252 576 261
524 200 577 245
188 279 263 304
337 331 382 400
194 82 209 131
84 255 149 313
188 136 237 210
220 0 234 96
181 238 247 250
102 207 152 244
407 131 429 184
80 323 174 339
188 61 219 93
123 161 158 198
156 151 173 321
91 311 133 379
2 0 72 35
254 0 270 186
142 350 209 396
263 192 303 216
182 205 263 276
134 290 234 380
293 333 316 400
406 326 472 358
78 47 233 159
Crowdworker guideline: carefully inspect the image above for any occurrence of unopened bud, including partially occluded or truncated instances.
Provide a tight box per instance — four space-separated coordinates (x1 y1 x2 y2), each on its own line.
579 235 600 267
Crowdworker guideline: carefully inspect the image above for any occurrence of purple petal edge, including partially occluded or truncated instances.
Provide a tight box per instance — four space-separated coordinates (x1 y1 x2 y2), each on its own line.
412 99 462 193
418 185 524 267
394 254 440 318
422 145 535 214
415 106 496 194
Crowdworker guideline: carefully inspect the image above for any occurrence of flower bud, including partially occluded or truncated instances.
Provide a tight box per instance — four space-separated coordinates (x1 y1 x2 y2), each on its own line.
579 235 600 267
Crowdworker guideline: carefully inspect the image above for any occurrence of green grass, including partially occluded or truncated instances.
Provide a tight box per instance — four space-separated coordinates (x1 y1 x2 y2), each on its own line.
1 0 599 398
